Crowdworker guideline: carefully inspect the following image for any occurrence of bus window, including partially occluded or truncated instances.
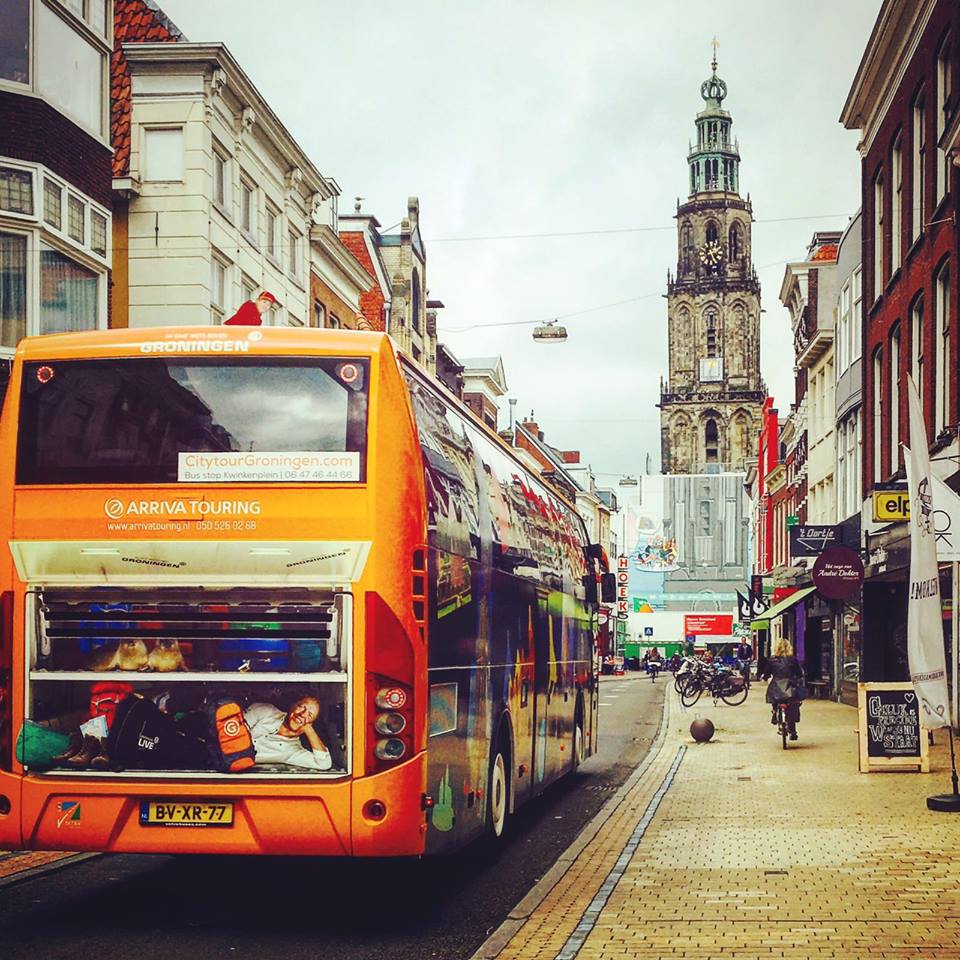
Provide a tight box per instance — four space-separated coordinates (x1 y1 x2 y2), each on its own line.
16 357 369 485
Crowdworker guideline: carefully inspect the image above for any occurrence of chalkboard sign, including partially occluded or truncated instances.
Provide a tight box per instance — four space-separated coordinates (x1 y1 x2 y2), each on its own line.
857 683 930 773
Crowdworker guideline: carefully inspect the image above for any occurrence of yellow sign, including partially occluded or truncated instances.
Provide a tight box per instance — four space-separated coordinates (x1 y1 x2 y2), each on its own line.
872 490 910 522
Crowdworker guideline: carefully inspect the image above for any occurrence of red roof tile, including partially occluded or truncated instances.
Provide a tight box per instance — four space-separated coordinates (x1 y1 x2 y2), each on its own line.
112 0 185 178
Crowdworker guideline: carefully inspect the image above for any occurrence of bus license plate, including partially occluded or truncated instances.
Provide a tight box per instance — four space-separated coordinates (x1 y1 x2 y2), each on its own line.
139 801 234 827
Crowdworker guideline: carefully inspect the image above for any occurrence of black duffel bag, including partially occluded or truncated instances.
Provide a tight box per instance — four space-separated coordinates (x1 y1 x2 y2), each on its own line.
107 693 208 770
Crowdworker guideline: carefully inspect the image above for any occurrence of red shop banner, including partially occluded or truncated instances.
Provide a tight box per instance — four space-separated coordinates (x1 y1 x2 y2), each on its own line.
683 614 734 636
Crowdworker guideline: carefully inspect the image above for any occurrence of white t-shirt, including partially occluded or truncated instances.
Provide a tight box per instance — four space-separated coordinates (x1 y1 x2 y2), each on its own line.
243 702 332 770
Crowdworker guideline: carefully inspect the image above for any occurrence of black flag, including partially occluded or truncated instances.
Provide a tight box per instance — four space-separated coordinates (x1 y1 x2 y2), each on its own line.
750 591 770 617
737 591 751 622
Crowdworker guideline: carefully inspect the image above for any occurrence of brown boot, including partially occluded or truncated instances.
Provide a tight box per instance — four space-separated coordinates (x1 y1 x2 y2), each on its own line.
90 742 113 771
52 731 84 764
64 735 101 769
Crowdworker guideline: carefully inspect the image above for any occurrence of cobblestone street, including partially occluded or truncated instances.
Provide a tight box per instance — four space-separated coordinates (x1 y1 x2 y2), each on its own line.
480 688 960 959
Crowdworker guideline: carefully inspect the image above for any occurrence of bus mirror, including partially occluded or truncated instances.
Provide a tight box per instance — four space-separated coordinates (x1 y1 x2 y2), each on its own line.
582 575 599 605
600 573 616 604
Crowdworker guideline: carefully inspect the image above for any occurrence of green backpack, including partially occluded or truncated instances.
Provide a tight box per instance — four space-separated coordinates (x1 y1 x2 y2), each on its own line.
16 721 71 769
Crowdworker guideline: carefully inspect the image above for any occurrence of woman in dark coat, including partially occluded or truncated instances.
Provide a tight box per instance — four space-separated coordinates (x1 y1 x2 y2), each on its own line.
761 639 805 740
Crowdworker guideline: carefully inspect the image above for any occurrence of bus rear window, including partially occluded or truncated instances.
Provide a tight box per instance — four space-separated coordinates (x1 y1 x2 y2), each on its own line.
16 357 369 485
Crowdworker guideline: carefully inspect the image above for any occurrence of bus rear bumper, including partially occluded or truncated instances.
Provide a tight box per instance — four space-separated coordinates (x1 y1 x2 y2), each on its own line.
6 754 427 857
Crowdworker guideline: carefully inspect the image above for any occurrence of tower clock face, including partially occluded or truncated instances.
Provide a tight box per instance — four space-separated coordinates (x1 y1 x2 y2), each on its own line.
699 240 723 268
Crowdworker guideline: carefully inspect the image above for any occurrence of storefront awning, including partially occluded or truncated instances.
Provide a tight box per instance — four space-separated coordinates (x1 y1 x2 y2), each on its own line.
750 585 816 630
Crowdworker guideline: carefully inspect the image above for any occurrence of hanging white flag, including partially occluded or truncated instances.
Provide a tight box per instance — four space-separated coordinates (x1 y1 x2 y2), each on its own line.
903 448 960 562
906 375 951 729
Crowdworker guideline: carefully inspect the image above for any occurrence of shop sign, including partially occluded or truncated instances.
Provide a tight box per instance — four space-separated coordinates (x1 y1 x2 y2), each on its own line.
786 515 799 528
857 682 929 773
683 614 734 636
812 546 864 600
644 626 654 637
789 524 838 558
873 490 910 522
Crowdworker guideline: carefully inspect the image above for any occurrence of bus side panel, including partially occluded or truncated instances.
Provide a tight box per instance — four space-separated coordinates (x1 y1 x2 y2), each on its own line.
423 549 486 854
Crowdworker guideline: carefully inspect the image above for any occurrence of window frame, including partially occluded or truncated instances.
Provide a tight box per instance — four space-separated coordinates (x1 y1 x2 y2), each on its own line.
265 202 280 266
889 324 900 470
287 226 301 282
935 261 950 434
0 161 37 221
141 125 185 184
891 133 902 272
239 173 256 240
0 225 107 354
911 93 926 243
872 168 884 298
872 346 884 483
210 250 229 320
211 140 231 218
936 34 952 206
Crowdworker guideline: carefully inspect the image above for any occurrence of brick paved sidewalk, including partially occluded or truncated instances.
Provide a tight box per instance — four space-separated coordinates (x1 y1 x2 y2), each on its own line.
0 850 85 884
479 687 960 959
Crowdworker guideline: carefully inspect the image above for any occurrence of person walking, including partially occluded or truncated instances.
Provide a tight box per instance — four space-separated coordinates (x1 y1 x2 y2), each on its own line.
761 639 805 740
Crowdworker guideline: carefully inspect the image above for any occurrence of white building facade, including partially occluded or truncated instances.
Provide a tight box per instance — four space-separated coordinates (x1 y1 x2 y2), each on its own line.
118 43 364 328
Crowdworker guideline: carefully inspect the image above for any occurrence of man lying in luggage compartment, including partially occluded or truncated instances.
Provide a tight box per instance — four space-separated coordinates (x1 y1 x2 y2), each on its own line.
244 696 333 770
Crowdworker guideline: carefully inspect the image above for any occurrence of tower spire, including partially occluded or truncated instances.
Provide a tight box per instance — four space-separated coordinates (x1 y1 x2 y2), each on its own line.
711 35 719 74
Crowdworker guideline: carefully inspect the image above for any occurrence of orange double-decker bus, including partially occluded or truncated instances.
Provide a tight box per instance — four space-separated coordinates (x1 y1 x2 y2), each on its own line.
0 326 603 856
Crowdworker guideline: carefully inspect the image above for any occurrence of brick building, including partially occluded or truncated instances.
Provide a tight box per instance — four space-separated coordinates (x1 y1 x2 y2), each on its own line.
841 0 959 682
1 0 114 354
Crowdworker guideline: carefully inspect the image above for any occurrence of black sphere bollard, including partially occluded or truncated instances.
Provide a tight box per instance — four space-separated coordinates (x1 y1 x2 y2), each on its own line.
689 717 715 743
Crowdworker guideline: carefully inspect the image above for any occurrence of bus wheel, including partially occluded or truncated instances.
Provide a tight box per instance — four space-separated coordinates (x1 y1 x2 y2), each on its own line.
487 749 509 839
573 699 585 770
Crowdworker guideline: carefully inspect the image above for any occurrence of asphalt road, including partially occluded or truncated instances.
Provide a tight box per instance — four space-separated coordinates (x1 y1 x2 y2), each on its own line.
0 674 664 960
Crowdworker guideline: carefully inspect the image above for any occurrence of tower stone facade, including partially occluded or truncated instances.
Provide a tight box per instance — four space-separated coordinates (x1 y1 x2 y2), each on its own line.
659 58 764 474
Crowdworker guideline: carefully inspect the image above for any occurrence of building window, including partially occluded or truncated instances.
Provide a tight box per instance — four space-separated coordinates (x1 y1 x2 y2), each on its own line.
852 267 862 362
39 242 98 335
142 128 183 182
210 253 227 314
240 176 255 237
937 36 952 205
67 195 84 244
90 210 106 257
936 262 950 434
0 166 33 216
873 169 884 297
412 344 421 361
912 94 925 242
705 311 717 357
329 313 340 329
728 221 742 262
838 279 850 374
911 294 924 407
313 300 325 327
43 178 62 229
704 418 719 463
889 326 900 471
873 347 883 482
0 232 28 347
241 274 256 304
212 144 229 212
891 134 902 271
287 312 303 327
265 204 279 262
37 2 105 139
1 0 30 84
288 228 300 279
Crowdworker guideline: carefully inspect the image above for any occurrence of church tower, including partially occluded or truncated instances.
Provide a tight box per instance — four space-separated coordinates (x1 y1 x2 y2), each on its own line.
659 51 764 475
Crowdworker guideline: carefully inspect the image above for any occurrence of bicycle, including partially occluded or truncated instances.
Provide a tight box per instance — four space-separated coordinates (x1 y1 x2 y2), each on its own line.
680 664 748 707
775 701 799 749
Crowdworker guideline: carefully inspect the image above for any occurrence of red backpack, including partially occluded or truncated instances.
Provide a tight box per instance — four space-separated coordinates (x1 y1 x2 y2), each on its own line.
89 681 134 729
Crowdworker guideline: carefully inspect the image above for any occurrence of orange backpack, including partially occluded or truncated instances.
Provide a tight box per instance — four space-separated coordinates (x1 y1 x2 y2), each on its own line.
209 700 255 773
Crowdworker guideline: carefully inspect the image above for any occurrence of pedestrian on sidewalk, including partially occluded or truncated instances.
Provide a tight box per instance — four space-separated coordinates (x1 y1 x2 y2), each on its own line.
761 639 805 740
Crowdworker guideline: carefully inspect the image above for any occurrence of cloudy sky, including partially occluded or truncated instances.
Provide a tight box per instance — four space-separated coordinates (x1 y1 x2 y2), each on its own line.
159 0 882 482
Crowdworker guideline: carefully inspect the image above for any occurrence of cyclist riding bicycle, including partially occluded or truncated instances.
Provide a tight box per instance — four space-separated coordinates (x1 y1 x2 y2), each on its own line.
761 639 805 740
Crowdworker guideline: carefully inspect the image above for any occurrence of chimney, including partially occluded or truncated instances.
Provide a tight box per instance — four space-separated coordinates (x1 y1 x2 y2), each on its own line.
407 196 419 230
561 451 581 464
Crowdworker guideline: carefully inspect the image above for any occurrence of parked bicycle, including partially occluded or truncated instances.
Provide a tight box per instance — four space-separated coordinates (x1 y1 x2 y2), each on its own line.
679 663 749 707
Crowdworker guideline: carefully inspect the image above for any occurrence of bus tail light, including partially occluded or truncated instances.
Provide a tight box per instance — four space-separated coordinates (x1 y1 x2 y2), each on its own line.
0 592 12 771
374 738 406 761
374 711 406 735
